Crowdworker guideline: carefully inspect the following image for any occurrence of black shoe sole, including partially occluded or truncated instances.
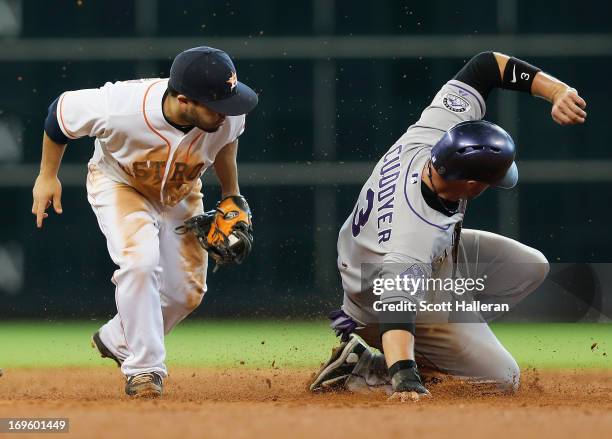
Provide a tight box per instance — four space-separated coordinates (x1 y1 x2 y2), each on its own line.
91 331 122 367
310 336 363 392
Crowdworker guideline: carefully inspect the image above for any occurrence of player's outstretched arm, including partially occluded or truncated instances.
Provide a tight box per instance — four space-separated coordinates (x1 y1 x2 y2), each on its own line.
33 87 108 228
377 260 431 401
32 132 66 229
454 51 586 126
491 52 587 126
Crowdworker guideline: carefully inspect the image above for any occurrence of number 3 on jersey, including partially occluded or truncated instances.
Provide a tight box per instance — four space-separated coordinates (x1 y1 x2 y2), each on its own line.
351 189 374 237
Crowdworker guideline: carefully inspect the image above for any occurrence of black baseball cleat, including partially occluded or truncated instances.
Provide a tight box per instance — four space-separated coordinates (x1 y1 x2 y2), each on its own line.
309 334 368 392
91 331 122 367
125 372 163 398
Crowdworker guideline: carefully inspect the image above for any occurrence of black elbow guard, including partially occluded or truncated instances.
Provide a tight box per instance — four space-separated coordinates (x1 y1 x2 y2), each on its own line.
501 57 541 93
453 51 501 100
44 96 69 144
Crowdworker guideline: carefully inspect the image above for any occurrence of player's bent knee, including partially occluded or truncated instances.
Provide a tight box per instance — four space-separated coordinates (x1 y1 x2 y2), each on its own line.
184 288 205 311
535 256 550 284
524 248 550 285
510 245 550 291
170 285 206 312
528 247 549 268
182 273 207 310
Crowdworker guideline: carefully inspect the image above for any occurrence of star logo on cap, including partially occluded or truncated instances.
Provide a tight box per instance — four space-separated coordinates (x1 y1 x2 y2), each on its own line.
226 71 238 91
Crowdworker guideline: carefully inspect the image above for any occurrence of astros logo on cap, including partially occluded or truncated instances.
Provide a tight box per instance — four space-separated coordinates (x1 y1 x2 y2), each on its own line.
227 72 238 91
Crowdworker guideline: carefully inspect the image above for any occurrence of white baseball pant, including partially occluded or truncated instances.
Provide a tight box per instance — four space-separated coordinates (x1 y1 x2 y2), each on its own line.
86 164 207 377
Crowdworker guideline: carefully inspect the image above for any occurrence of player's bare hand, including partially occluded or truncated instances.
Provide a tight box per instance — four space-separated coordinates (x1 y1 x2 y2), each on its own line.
388 390 431 402
32 174 63 228
551 88 587 126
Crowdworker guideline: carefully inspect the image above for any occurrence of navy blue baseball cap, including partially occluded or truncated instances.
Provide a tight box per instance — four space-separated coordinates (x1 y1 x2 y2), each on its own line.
168 46 258 116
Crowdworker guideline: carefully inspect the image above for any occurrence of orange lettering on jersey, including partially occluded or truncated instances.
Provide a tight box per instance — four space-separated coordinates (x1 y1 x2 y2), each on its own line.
152 161 166 181
186 163 205 180
170 162 188 181
133 161 148 178
130 161 204 184
117 162 133 177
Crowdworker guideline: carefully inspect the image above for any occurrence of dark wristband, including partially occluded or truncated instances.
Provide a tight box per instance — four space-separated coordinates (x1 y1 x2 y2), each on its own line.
379 321 416 338
388 359 417 378
501 57 541 94
389 360 427 394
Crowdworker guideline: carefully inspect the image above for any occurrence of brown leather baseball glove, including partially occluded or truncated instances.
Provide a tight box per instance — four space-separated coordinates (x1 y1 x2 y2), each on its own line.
176 195 253 271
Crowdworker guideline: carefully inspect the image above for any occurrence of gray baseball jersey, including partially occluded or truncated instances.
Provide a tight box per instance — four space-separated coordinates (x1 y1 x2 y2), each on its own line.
337 79 486 324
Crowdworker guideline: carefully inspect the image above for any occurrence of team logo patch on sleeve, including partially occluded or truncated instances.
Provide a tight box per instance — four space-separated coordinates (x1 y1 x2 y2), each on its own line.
442 93 470 113
400 264 426 280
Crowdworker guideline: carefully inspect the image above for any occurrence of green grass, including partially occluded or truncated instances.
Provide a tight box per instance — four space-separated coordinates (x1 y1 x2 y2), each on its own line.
0 321 610 369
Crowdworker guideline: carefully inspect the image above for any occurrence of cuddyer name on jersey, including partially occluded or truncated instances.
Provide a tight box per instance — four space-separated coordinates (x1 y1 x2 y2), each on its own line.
349 143 404 242
375 143 403 244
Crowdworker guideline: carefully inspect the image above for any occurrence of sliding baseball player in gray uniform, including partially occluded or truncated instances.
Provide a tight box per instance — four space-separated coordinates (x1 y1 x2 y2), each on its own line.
310 51 586 401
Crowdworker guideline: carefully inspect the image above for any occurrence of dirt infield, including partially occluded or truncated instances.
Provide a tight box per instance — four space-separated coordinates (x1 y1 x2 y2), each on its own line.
1 368 611 439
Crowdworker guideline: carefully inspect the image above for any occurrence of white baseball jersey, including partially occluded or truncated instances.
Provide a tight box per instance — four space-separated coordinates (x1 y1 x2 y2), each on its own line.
57 78 245 206
337 79 486 322
56 78 247 378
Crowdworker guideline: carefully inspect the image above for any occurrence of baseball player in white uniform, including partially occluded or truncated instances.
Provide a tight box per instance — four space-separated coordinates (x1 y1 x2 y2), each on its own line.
309 51 587 401
32 46 258 397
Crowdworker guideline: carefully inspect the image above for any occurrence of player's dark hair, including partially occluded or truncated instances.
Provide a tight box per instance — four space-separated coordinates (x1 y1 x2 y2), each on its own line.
167 85 199 105
167 86 180 97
